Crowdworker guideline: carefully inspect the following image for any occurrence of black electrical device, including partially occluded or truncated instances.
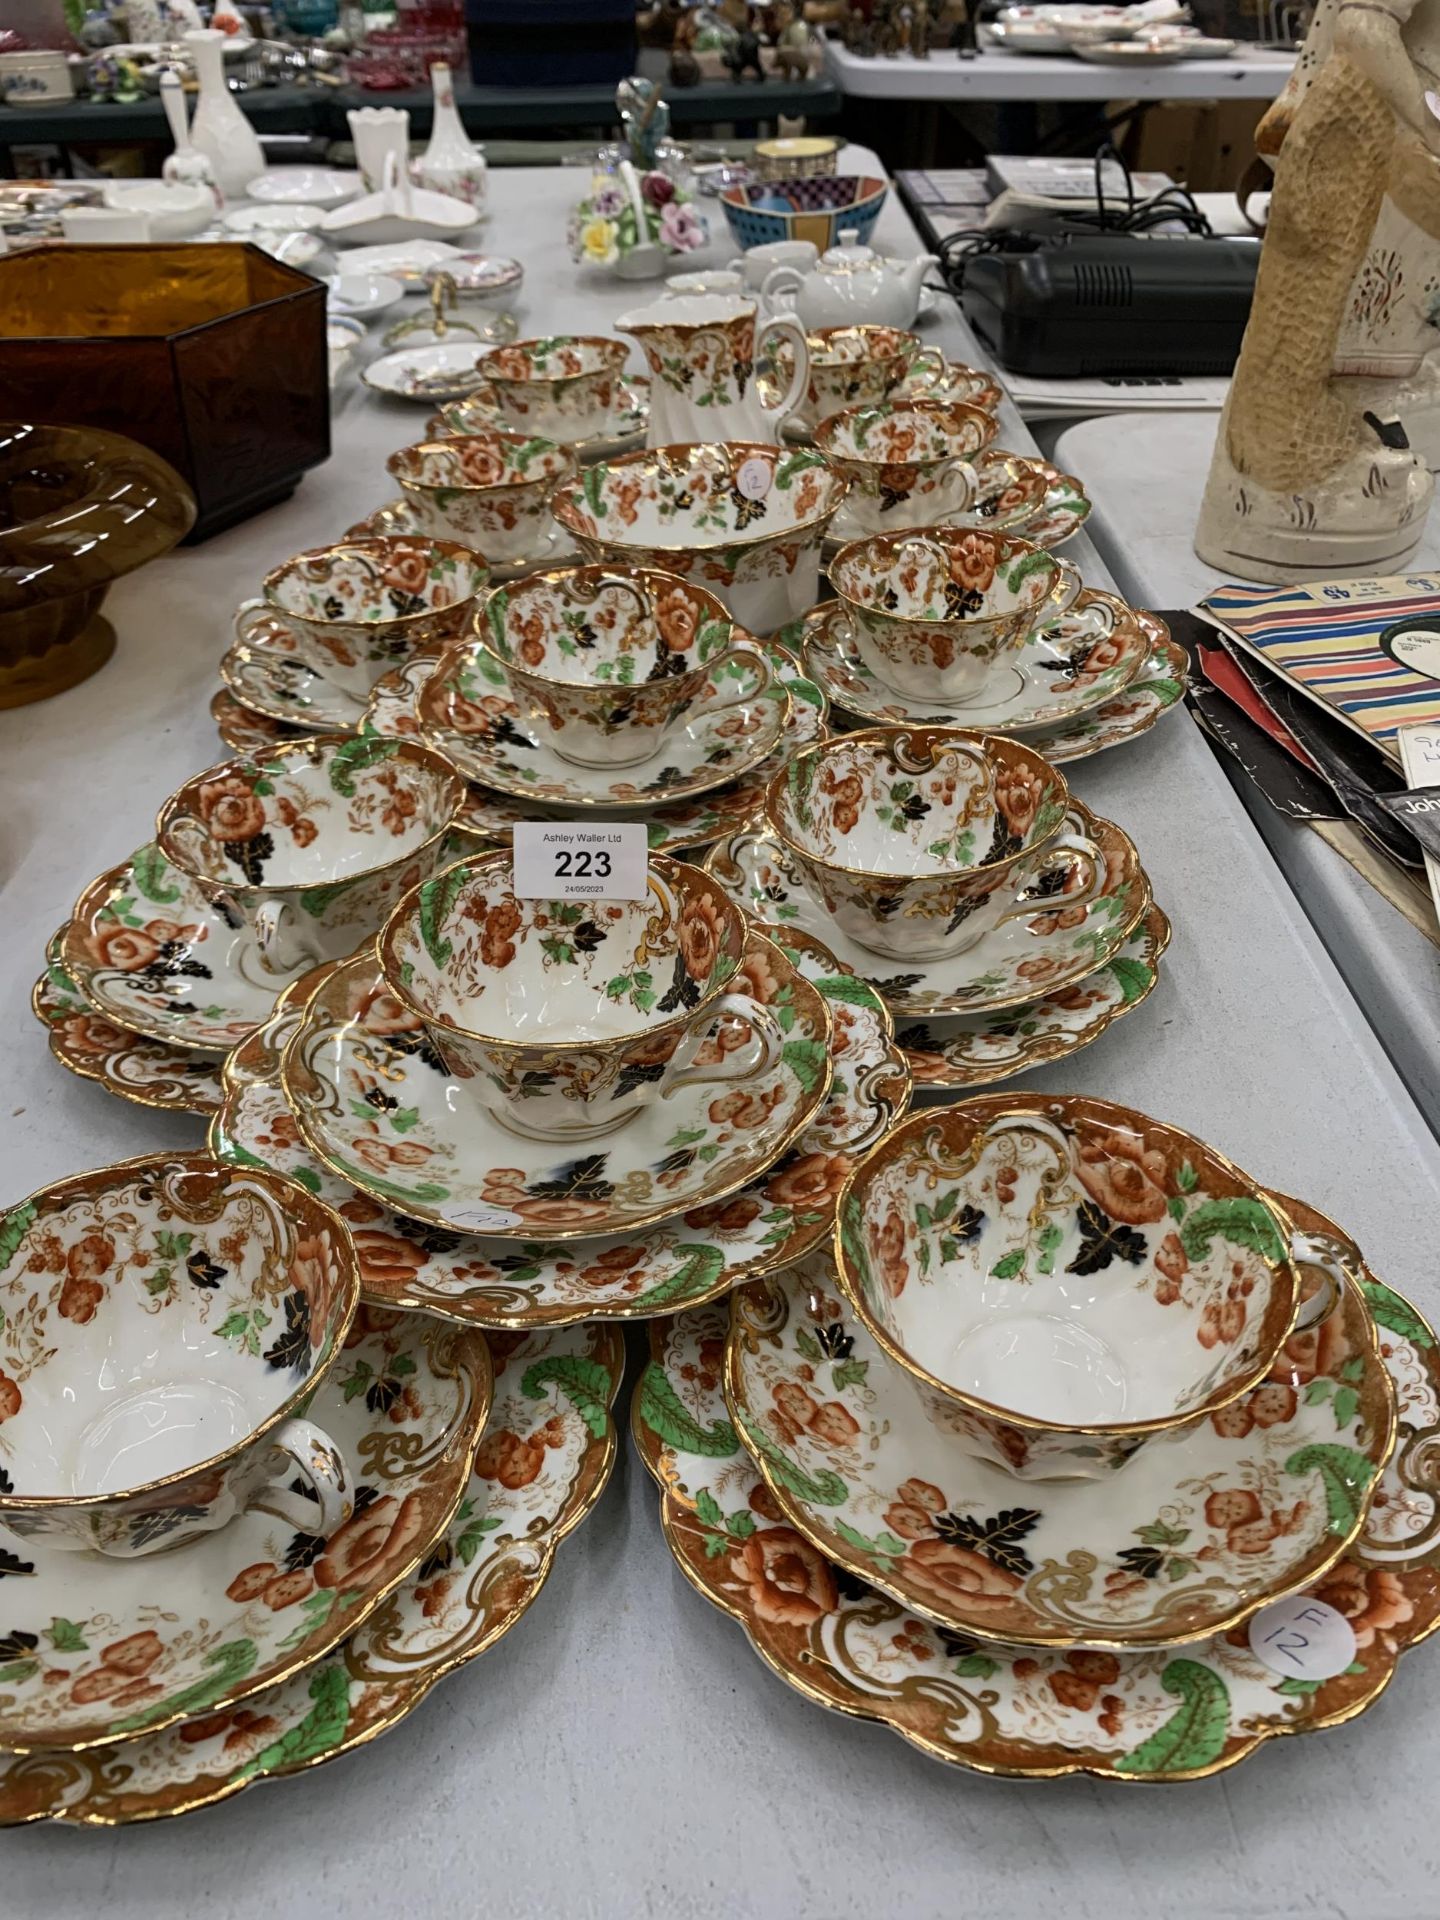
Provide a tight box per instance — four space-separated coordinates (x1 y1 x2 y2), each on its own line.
954 235 1259 379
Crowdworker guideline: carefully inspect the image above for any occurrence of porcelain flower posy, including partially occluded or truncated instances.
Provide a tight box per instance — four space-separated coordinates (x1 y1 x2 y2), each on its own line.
568 169 707 271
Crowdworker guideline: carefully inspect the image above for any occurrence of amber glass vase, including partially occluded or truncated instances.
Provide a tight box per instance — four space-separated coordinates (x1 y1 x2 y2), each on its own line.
0 243 329 540
0 423 195 707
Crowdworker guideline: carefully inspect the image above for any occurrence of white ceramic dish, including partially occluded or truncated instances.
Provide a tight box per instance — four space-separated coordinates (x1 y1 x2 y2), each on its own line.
327 269 405 320
338 238 466 284
101 181 212 240
362 341 491 402
222 202 327 235
322 185 476 249
246 166 363 210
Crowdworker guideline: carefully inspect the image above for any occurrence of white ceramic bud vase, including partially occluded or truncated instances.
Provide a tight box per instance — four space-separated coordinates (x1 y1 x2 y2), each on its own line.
349 105 411 194
159 68 222 208
183 30 265 200
411 63 487 209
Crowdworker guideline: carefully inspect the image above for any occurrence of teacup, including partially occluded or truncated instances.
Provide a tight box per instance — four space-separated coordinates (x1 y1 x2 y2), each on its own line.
0 1151 360 1556
814 398 999 532
473 335 631 443
234 536 488 703
548 440 848 636
740 240 817 292
385 433 577 564
377 851 788 1141
830 527 1083 704
790 323 946 428
833 1096 1346 1480
766 726 1104 961
440 564 770 768
664 269 745 298
156 735 466 980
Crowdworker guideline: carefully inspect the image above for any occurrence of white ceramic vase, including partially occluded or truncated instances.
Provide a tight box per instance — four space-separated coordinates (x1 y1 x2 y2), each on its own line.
183 29 265 200
411 63 487 209
349 105 410 194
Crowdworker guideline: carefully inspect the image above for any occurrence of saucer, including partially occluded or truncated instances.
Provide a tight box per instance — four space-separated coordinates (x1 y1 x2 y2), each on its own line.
0 1306 490 1753
211 688 314 757
32 929 224 1114
430 376 649 459
62 846 298 1053
635 1197 1440 1781
281 939 834 1242
343 499 579 583
726 1249 1394 1649
214 929 908 1327
362 342 497 403
219 614 369 733
363 638 830 857
418 647 790 809
799 592 1150 734
896 902 1170 1090
704 803 1150 1014
1025 625 1188 765
823 455 1091 555
0 1322 619 1824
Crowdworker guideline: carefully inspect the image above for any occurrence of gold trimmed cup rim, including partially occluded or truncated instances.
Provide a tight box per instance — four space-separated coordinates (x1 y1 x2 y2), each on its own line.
375 847 749 1055
476 334 630 387
829 525 1057 628
387 435 576 499
764 723 1071 882
548 440 849 557
0 1149 361 1511
260 535 489 629
814 396 999 469
155 734 470 897
831 1095 1306 1439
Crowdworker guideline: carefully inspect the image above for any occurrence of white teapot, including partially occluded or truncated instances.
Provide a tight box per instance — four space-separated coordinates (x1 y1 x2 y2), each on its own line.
761 232 939 330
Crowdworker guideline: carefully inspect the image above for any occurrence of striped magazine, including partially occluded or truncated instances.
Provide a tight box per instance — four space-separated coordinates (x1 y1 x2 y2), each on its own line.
1198 576 1440 767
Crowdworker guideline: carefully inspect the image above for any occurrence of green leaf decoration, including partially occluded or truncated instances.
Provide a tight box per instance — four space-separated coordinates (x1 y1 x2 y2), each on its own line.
297 880 355 920
635 1361 739 1458
113 1638 259 1735
810 973 884 1013
953 1652 999 1679
1360 1279 1435 1348
1104 955 1155 1005
1331 1385 1360 1430
1114 1660 1230 1776
832 1357 868 1391
456 1514 501 1564
521 1355 615 1439
631 1244 725 1312
215 1140 271 1173
486 588 511 655
695 1488 723 1528
582 463 606 519
0 1661 39 1685
1177 1197 1286 1268
1284 1442 1377 1534
736 1410 848 1506
418 865 470 969
774 449 827 487
0 1201 37 1274
1274 1676 1323 1697
781 1037 828 1095
835 1518 909 1565
1145 676 1184 707
240 1663 351 1782
989 1248 1026 1280
327 736 400 798
45 1618 88 1653
132 843 180 905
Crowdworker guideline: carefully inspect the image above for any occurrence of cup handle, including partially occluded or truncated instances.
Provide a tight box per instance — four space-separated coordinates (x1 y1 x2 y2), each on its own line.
760 264 804 312
696 640 777 725
1285 1229 1349 1333
233 596 272 646
662 991 786 1100
904 342 947 391
757 310 811 421
1040 555 1085 624
936 455 981 511
250 1415 354 1537
991 833 1105 931
250 897 323 979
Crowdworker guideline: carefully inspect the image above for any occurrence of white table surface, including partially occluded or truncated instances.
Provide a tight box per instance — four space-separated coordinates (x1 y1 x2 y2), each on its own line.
7 155 1440 1916
1053 409 1440 1137
827 39 1295 100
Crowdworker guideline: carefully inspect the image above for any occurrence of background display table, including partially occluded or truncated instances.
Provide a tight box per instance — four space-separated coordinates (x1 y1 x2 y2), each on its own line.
4 153 1439 1913
826 40 1296 101
1055 408 1440 1141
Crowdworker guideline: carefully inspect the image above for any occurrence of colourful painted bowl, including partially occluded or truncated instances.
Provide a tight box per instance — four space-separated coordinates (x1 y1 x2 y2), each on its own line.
720 175 888 253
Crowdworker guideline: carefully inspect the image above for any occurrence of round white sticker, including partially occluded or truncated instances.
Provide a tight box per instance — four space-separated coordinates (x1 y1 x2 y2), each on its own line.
1247 1595 1357 1683
736 456 772 502
444 1206 524 1235
1426 88 1440 122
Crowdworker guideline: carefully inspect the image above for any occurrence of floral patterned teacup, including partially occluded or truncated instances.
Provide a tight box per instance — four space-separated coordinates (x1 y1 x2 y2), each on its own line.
548 441 848 636
814 398 999 532
616 294 811 447
787 323 946 429
377 851 788 1141
457 564 771 768
156 735 466 980
474 335 631 443
0 1151 360 1556
386 433 577 564
830 527 1083 704
833 1096 1345 1479
235 537 488 703
766 726 1104 961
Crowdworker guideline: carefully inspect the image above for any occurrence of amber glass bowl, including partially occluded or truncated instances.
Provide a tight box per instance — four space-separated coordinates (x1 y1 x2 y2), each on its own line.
0 243 329 540
0 422 195 707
